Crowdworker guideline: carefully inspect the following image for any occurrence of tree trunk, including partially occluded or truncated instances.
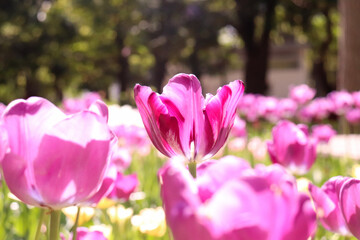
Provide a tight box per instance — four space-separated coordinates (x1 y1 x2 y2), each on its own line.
234 0 276 95
311 7 334 97
152 53 168 92
115 29 130 104
244 47 269 94
338 0 360 91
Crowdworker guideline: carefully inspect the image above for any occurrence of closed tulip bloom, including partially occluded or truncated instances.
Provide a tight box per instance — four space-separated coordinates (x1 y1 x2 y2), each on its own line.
267 120 317 175
339 178 360 239
134 73 244 160
308 176 350 235
159 158 316 240
1 97 114 210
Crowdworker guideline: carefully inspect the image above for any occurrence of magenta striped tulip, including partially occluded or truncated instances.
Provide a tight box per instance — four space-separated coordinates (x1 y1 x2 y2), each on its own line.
134 73 244 160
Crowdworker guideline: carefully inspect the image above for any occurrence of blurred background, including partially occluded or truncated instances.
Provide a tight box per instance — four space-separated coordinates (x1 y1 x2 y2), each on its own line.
0 0 359 104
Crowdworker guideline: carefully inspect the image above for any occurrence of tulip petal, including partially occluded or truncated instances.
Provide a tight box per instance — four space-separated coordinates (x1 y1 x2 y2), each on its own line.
134 84 178 157
196 155 250 202
2 97 66 163
201 80 244 159
160 74 204 159
33 111 113 209
340 178 360 238
159 160 212 240
88 100 109 123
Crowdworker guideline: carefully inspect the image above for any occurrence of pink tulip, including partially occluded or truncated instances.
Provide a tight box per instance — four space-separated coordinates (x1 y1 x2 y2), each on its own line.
107 172 139 201
289 84 316 105
298 98 332 122
328 90 354 115
1 97 114 209
134 73 244 160
267 120 317 175
309 176 350 235
346 109 360 125
339 178 360 239
277 98 298 120
110 147 132 171
62 92 102 114
311 124 337 143
85 163 117 206
61 227 108 240
257 96 279 122
111 125 151 156
237 94 260 122
159 158 316 240
353 91 360 108
0 102 6 116
0 124 8 163
230 115 247 138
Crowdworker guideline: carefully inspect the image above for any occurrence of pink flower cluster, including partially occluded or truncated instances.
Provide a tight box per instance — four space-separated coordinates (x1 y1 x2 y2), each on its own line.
237 84 360 125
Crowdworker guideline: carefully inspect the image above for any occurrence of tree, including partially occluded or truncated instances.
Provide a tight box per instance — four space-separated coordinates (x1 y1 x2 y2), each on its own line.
233 0 277 94
337 0 360 91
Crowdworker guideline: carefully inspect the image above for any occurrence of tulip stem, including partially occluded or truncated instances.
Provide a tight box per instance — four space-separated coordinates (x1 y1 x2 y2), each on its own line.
49 210 61 240
34 209 45 240
72 207 81 240
188 161 197 178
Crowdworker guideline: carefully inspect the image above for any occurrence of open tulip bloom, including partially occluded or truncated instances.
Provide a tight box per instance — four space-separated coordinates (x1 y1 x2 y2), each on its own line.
159 156 317 240
134 73 244 166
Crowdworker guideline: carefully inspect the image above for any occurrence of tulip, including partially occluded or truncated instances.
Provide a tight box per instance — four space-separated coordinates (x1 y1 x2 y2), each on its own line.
346 109 360 125
353 91 360 108
230 115 247 138
107 204 133 223
289 84 316 105
339 178 360 239
131 207 167 237
0 124 8 163
277 98 297 120
62 206 95 226
60 227 108 240
257 96 279 122
134 73 244 161
159 157 316 240
328 90 354 115
308 176 350 235
298 98 332 122
311 124 337 143
107 172 139 202
1 97 114 210
237 94 260 122
62 92 102 114
267 120 317 175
